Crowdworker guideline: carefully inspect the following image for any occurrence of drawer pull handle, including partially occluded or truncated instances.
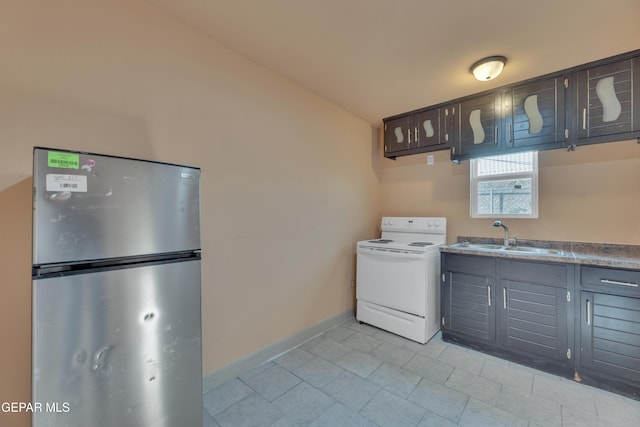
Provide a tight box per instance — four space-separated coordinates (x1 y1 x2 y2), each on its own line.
503 288 507 309
601 279 639 288
487 286 492 306
586 299 591 326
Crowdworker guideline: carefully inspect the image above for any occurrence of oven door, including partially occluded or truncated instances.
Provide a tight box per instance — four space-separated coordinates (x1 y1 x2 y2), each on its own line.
356 246 427 317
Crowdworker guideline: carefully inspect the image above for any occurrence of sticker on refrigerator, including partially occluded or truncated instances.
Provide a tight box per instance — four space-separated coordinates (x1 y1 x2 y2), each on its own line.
47 152 80 169
45 174 88 192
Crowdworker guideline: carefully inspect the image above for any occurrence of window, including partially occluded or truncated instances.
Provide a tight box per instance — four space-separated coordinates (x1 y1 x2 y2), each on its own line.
470 152 538 218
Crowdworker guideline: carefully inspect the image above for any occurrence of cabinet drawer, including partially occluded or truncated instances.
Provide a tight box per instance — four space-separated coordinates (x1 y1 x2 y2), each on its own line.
581 266 640 297
444 253 495 277
500 260 567 287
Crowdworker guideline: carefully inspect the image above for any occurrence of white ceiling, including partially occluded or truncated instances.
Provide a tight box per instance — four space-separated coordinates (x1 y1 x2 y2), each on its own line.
148 0 640 125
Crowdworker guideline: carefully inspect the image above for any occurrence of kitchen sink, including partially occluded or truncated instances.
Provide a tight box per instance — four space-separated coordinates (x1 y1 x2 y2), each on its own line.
463 243 504 250
450 242 564 256
503 246 564 255
452 243 504 250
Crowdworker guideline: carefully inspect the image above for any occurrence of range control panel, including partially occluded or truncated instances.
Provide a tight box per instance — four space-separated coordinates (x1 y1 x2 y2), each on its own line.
381 217 446 234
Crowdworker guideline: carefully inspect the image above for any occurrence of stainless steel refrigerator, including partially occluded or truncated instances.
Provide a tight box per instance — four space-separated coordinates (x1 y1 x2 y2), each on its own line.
31 147 202 427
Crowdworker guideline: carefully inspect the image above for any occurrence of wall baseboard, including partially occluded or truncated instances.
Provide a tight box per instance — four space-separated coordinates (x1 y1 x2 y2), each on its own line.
202 310 353 393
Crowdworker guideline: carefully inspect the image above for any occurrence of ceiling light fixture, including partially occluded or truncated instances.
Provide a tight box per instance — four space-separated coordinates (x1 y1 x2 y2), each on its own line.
470 56 507 81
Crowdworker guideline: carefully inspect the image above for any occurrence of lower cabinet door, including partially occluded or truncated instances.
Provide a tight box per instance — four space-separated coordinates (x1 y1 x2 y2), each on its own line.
500 279 568 361
444 271 496 342
580 292 640 383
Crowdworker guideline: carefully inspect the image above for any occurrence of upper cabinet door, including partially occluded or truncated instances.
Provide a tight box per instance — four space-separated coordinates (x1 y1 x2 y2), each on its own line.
384 108 449 158
505 77 567 150
384 116 411 156
458 93 501 157
441 104 458 152
575 56 640 142
414 109 441 148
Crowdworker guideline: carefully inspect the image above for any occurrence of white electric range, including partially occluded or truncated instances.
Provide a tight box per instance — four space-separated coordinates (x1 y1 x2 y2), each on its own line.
356 217 446 344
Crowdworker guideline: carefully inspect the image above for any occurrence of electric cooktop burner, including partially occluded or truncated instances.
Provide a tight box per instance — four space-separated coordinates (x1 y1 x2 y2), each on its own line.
369 239 393 243
408 242 434 247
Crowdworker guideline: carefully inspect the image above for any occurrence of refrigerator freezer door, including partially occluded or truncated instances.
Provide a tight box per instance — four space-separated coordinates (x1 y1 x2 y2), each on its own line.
32 259 202 427
33 148 200 266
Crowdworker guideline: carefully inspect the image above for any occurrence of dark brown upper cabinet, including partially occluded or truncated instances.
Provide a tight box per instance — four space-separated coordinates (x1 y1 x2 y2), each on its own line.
383 115 412 156
383 107 448 159
440 104 458 150
414 108 443 148
383 49 640 161
455 93 502 158
504 76 567 151
451 77 567 161
574 55 640 145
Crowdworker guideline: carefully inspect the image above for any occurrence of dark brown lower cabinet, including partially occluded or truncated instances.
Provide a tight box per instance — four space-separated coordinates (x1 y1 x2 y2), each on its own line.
500 280 567 359
441 254 573 377
577 266 640 399
441 254 496 342
442 253 640 399
498 260 572 374
445 271 496 342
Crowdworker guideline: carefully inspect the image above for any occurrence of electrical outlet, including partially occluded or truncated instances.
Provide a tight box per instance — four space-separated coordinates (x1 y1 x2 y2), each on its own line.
350 279 354 289
427 154 434 165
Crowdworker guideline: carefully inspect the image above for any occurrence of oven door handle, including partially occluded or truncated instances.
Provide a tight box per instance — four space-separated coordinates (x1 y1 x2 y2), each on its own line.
357 247 425 260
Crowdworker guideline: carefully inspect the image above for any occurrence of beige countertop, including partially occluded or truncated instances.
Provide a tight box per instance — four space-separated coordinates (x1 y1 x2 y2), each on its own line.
440 237 640 270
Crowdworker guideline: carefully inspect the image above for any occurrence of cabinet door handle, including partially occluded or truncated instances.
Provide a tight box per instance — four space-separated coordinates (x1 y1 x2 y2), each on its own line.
586 299 591 326
487 286 492 306
494 126 498 144
582 108 587 130
508 123 512 143
503 288 507 309
415 126 419 143
601 279 639 288
407 128 412 144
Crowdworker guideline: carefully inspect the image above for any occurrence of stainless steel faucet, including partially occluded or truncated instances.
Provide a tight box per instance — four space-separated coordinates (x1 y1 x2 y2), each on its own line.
493 221 517 246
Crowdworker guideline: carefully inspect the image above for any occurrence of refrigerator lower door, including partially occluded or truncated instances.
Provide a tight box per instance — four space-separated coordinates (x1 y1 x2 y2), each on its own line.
32 259 202 427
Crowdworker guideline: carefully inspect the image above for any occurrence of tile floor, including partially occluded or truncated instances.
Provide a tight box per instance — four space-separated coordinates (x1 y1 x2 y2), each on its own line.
203 317 640 426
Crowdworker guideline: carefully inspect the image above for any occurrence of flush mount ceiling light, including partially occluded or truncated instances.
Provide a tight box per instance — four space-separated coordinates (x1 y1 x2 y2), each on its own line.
470 56 507 81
